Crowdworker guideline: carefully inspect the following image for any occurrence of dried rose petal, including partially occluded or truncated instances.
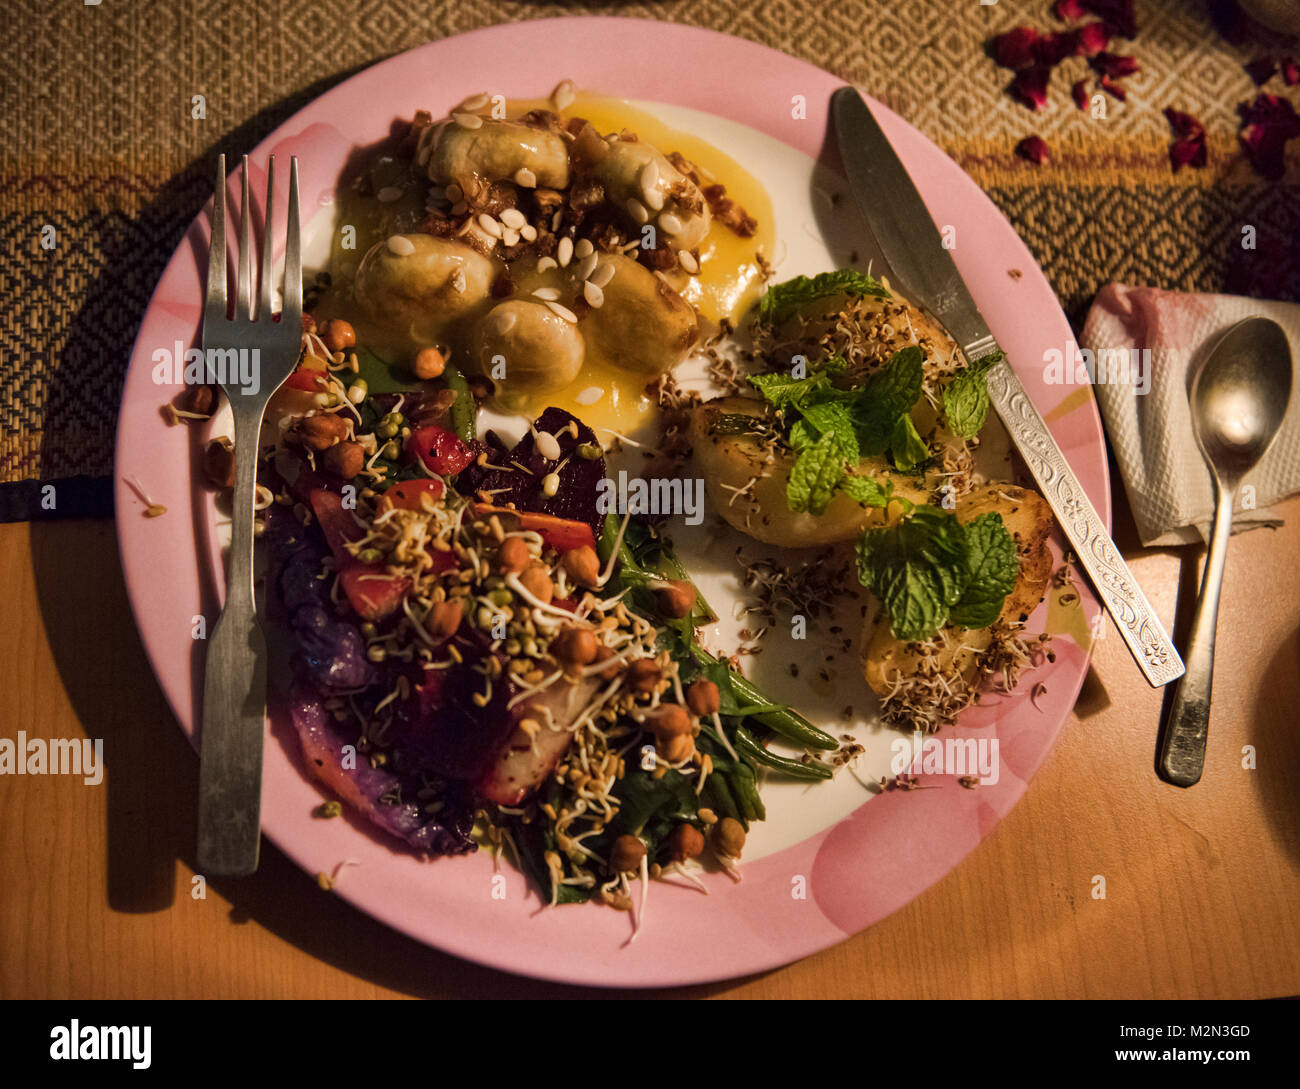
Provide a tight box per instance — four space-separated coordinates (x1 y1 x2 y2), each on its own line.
1053 0 1137 36
992 26 1042 69
1241 127 1291 179
1011 65 1053 110
1238 94 1300 180
1073 79 1090 110
1098 74 1128 100
1016 135 1051 164
1036 30 1080 67
1075 22 1111 56
1164 107 1205 142
1090 52 1140 79
1169 137 1208 171
1088 0 1137 38
1164 105 1208 172
1283 57 1299 87
1246 55 1277 86
1240 92 1300 129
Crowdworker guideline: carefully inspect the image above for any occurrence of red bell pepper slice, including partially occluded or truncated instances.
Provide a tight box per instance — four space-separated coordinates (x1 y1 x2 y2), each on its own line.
308 489 364 565
382 478 445 512
338 562 410 622
284 364 330 392
406 424 474 477
472 504 597 553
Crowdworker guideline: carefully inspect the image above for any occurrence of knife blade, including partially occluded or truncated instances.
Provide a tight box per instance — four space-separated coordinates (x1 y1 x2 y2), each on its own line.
830 86 1184 688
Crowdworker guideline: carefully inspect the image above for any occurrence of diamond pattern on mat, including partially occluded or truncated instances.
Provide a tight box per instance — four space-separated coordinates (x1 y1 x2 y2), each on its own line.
2 0 1298 486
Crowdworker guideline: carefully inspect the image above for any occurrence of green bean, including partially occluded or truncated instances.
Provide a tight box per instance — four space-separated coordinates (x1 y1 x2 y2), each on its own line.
730 702 784 717
734 725 834 780
693 646 838 751
702 774 742 826
604 513 717 624
731 761 766 821
443 364 475 442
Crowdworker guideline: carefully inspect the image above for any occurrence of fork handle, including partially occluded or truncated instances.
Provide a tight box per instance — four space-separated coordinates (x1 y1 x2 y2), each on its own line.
1158 479 1234 788
197 408 267 876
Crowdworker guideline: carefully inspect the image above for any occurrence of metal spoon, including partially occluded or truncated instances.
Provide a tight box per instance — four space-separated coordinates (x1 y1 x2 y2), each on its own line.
1158 317 1292 787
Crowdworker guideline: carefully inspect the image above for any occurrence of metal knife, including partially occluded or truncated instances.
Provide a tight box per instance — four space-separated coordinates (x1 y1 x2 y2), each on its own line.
831 86 1184 688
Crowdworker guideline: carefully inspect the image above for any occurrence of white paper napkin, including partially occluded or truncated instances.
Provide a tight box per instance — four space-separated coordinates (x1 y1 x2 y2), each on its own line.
1080 283 1300 547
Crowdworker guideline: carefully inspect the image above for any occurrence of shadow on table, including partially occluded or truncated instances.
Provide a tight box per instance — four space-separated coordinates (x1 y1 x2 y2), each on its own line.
1250 623 1300 866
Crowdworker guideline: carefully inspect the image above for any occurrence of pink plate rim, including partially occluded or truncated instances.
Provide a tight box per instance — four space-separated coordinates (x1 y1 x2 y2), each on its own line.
114 15 1109 988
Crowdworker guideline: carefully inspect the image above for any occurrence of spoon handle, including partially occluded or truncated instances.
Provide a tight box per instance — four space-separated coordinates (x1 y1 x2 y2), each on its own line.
1158 480 1234 787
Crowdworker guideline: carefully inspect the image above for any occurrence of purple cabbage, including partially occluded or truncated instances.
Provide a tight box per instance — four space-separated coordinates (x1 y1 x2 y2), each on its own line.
288 684 476 855
291 605 375 694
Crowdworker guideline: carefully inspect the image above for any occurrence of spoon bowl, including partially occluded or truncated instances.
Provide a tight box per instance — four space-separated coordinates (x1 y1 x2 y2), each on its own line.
1160 317 1292 787
1191 317 1292 484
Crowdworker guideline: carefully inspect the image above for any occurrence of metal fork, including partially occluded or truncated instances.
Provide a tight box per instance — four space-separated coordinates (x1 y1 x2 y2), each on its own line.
197 153 302 876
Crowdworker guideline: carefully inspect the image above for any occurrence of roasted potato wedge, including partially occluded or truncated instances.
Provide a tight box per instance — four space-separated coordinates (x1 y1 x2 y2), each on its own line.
861 483 1054 696
767 289 966 391
690 395 933 546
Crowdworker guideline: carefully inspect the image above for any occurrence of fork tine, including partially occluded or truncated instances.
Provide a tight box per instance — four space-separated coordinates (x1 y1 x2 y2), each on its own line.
282 157 302 324
259 157 275 322
204 154 227 328
236 154 254 322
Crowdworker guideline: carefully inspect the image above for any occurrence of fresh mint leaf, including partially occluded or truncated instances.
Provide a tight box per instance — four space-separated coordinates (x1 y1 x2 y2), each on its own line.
748 356 853 412
856 506 969 641
889 413 930 471
838 473 891 508
748 369 826 408
942 349 1005 439
849 346 925 454
788 430 854 515
787 417 818 451
758 269 890 328
795 400 859 458
948 512 1019 629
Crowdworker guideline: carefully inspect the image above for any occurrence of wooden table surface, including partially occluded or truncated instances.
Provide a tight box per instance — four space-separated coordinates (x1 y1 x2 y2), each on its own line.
2 486 1298 999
